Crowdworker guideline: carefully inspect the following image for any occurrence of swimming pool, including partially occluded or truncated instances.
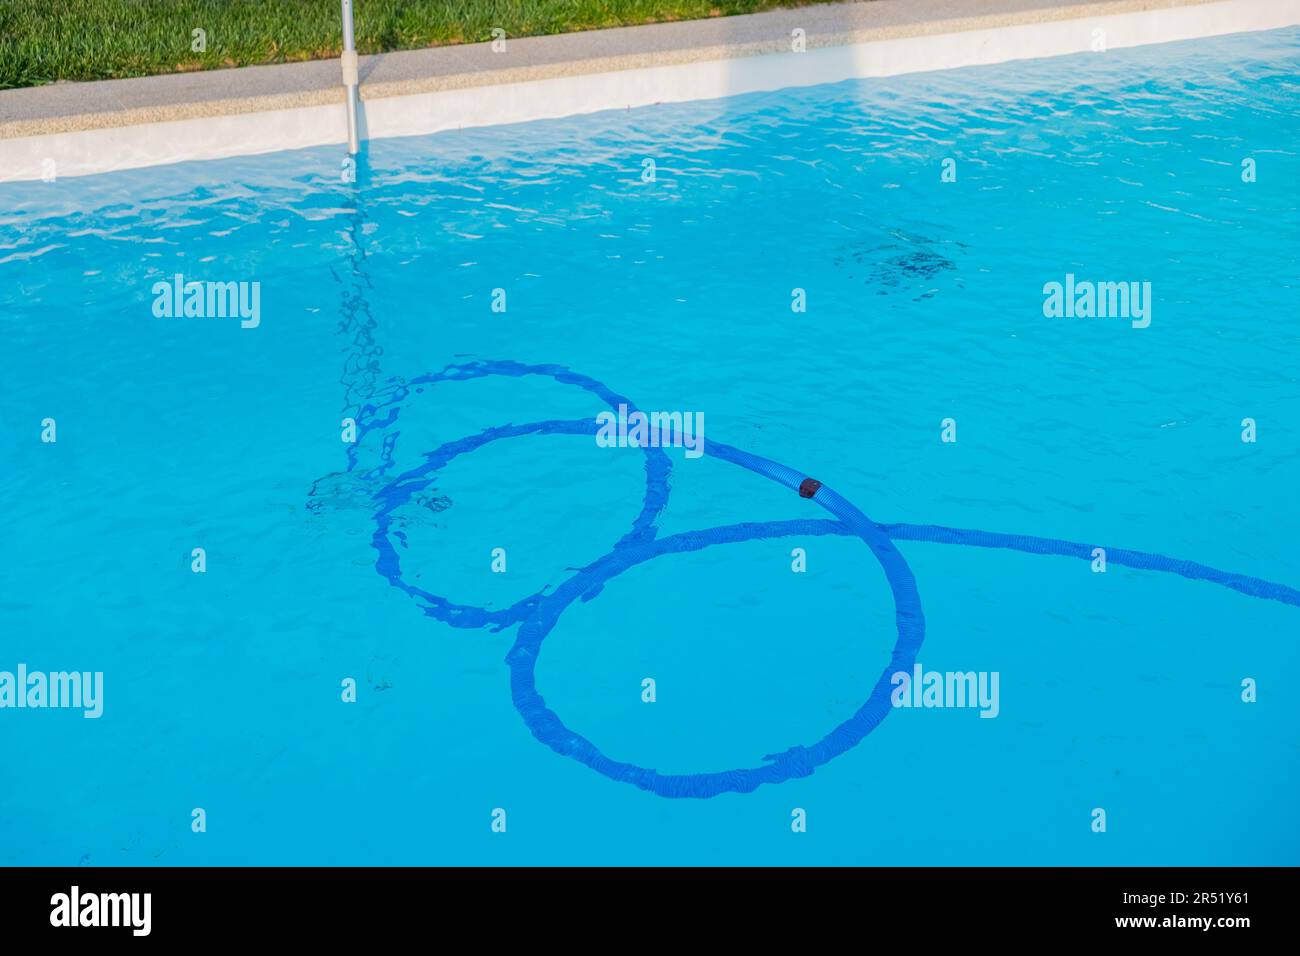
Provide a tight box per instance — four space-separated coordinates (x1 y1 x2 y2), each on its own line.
2 26 1297 866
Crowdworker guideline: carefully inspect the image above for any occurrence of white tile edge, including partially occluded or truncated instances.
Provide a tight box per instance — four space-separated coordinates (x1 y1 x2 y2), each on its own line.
3 0 1297 184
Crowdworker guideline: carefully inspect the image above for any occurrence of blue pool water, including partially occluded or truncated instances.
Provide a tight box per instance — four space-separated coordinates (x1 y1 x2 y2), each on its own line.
2 27 1298 865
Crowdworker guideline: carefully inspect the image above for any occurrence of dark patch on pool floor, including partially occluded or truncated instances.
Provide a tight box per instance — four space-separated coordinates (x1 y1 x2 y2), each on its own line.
833 229 967 300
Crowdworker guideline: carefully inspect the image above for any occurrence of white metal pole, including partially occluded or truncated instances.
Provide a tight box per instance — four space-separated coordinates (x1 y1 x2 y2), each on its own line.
341 0 360 154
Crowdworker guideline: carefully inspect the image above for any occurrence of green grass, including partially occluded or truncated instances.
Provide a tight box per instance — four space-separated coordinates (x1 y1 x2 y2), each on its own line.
0 0 834 90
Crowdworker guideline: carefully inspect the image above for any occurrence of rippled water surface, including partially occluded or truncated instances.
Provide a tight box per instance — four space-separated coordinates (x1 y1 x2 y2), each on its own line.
2 27 1298 864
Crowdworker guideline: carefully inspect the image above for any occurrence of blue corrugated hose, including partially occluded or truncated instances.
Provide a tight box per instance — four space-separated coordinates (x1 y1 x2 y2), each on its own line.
359 360 1298 798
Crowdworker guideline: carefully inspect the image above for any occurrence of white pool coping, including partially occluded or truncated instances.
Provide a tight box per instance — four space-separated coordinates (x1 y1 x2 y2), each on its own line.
1 0 1297 183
